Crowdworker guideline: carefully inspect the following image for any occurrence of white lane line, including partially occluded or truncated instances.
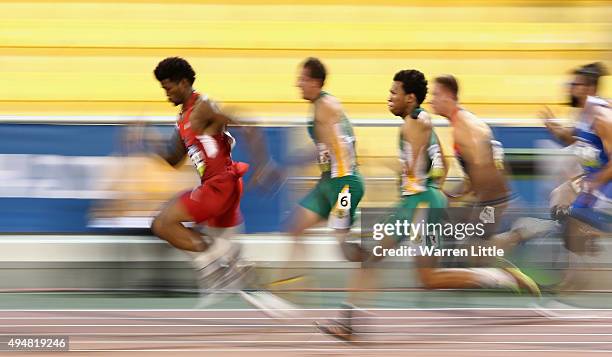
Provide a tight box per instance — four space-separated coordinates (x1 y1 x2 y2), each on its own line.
2 333 611 336
0 316 610 320
0 308 611 311
2 324 612 327
66 349 612 353
68 341 612 344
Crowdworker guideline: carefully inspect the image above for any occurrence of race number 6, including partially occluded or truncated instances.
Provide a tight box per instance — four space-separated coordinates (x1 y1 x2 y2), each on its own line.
337 189 351 210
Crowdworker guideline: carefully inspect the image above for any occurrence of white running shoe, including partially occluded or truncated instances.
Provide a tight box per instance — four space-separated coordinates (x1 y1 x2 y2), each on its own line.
192 239 254 309
195 263 255 309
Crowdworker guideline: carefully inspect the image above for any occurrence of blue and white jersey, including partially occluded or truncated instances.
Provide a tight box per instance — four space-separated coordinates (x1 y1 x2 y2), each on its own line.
571 96 612 231
573 96 610 176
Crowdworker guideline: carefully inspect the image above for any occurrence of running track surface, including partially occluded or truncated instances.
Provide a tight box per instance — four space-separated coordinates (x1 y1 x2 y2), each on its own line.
0 308 611 356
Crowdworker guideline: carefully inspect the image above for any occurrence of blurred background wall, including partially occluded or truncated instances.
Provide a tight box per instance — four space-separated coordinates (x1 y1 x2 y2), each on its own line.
1 0 610 117
0 0 611 233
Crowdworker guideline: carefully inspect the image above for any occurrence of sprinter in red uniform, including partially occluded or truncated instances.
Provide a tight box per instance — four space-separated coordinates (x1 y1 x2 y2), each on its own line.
147 57 250 303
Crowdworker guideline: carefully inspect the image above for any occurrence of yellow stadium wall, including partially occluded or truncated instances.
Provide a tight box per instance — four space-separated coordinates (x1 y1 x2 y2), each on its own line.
1 0 610 119
2 1 611 207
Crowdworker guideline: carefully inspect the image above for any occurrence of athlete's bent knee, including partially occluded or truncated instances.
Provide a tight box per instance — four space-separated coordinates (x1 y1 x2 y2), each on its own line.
151 211 177 240
151 214 166 239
